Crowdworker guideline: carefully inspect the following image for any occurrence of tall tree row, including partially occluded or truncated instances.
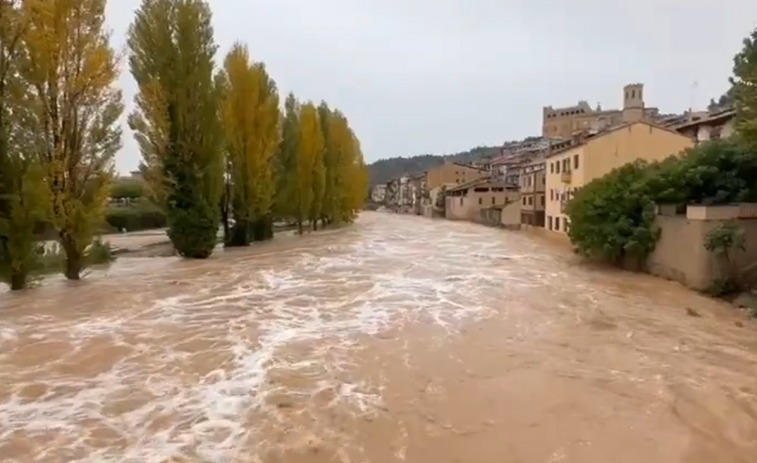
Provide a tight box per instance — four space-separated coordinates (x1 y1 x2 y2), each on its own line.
0 0 368 290
128 0 367 255
0 0 122 289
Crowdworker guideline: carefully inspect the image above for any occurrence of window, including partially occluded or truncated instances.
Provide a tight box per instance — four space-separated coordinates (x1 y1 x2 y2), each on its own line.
528 196 533 205
540 196 545 206
522 196 527 205
550 189 554 200
478 197 482 205
550 163 554 174
542 176 545 185
574 154 579 169
459 197 463 206
547 216 553 230
491 197 495 205
556 162 561 174
555 217 561 231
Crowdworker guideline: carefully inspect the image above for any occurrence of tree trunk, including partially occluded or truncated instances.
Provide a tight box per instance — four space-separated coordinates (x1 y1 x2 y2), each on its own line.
226 220 250 247
264 215 274 240
312 220 318 231
297 220 303 235
61 237 83 280
221 197 230 244
10 270 26 291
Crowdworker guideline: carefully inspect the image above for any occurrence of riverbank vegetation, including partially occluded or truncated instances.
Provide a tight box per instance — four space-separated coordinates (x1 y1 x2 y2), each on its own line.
0 0 123 289
128 0 367 259
0 0 367 290
566 27 757 291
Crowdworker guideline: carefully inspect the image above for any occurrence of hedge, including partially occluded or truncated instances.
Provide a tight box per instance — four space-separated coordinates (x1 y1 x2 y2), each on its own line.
105 204 167 232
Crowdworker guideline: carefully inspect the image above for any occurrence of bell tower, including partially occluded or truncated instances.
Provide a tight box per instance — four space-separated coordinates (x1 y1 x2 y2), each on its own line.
622 83 645 123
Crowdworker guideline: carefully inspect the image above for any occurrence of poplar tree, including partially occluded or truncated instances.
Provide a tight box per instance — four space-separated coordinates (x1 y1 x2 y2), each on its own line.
22 0 123 280
309 107 325 230
292 102 322 234
127 0 224 258
317 102 337 227
219 43 279 245
274 92 299 223
0 0 50 290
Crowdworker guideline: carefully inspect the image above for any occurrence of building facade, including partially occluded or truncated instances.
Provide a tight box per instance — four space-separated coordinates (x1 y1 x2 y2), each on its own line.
445 178 519 221
425 161 489 190
542 83 660 139
673 108 736 145
519 156 546 227
370 184 387 203
544 121 695 234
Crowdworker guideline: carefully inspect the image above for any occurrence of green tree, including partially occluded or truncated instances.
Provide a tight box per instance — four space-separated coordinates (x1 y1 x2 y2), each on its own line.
274 93 299 222
128 0 224 258
317 102 337 227
309 106 325 230
292 102 321 233
566 160 659 267
732 26 757 147
22 0 123 280
0 0 48 291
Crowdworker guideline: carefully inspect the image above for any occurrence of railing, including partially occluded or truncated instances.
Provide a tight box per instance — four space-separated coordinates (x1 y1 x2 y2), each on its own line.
560 170 572 183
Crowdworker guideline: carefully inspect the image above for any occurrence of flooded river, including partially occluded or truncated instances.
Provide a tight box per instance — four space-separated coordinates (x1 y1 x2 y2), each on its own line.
1 212 756 462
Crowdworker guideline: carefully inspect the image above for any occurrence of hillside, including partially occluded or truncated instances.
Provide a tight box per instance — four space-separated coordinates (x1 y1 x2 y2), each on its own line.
367 146 501 185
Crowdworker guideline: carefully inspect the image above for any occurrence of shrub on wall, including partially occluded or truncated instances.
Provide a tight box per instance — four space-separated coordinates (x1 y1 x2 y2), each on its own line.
566 138 757 267
566 160 659 265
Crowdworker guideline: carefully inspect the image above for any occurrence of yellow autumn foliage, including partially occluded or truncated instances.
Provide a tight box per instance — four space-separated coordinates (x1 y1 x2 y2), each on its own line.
22 0 123 279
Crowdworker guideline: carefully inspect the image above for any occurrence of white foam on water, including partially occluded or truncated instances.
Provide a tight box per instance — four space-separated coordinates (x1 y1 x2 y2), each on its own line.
0 218 531 462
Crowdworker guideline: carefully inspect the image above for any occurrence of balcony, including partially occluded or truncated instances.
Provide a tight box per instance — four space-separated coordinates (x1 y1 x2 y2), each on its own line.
560 170 572 183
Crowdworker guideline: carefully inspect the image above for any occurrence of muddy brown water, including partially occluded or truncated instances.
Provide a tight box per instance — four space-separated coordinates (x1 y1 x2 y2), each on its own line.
1 212 756 462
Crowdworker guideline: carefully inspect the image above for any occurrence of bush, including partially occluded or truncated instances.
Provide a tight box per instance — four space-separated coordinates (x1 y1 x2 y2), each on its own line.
109 180 144 199
167 203 219 258
567 138 757 267
87 238 116 264
566 160 659 265
105 201 167 232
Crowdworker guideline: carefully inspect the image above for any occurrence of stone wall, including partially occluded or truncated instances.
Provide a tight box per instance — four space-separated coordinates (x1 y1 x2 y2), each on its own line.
647 204 757 290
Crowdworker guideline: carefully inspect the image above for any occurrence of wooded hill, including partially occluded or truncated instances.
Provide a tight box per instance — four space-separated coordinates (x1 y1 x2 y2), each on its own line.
367 146 501 185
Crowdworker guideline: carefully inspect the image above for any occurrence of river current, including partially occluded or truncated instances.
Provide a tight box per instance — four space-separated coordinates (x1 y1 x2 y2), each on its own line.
1 212 756 462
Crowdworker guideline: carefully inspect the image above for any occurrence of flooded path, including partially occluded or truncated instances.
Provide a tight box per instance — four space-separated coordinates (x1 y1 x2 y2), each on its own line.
1 212 756 462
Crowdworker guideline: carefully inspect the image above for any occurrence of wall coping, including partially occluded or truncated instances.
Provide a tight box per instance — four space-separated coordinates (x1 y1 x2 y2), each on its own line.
655 203 757 220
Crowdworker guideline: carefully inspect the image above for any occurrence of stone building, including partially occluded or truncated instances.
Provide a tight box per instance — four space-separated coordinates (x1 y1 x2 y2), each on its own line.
542 83 661 139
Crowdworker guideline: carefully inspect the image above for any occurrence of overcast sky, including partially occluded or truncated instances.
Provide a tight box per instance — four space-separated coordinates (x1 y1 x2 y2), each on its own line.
107 0 757 173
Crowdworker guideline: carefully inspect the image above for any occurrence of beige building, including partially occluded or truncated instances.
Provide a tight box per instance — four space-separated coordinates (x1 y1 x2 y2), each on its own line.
425 161 488 190
542 83 660 139
445 177 519 222
673 108 736 145
519 155 546 227
544 121 695 234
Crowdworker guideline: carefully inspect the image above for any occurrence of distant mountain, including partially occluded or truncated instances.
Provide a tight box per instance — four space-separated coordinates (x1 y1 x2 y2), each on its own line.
367 146 501 185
